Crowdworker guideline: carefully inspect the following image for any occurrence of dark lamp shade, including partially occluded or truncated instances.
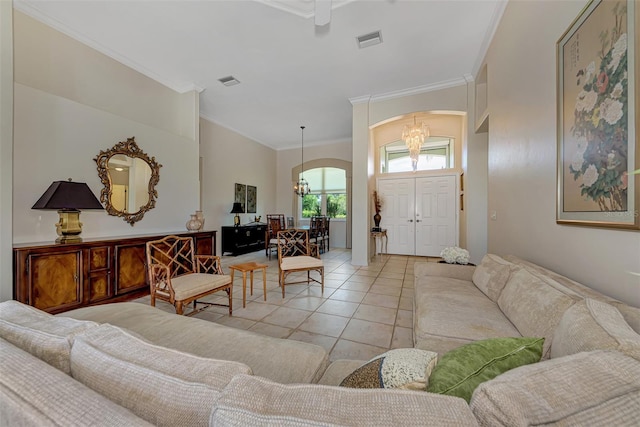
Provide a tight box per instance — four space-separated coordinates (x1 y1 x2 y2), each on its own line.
230 202 244 214
32 180 104 211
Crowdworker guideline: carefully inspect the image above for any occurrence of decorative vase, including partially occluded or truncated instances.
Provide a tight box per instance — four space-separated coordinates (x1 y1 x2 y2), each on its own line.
373 213 381 228
186 214 202 232
195 210 205 231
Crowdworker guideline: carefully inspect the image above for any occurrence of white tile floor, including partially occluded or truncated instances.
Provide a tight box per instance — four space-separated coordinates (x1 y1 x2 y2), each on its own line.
135 248 440 362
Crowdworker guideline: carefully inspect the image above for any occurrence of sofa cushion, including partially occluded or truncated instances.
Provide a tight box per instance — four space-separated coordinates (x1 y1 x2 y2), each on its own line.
340 348 438 390
427 337 544 403
413 275 521 354
62 302 329 384
210 374 480 426
504 255 640 334
472 254 514 301
0 337 151 426
551 298 640 361
470 350 640 426
70 324 252 426
0 300 97 373
498 268 579 358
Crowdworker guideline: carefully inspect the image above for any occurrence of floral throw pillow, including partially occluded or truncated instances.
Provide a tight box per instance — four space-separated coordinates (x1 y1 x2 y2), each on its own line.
340 348 438 390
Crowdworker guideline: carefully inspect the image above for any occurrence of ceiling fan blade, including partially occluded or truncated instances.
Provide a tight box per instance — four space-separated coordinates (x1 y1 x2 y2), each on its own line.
315 0 332 26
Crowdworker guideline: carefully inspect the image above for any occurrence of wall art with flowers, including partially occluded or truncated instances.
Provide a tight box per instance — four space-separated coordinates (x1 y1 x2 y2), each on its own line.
557 0 639 230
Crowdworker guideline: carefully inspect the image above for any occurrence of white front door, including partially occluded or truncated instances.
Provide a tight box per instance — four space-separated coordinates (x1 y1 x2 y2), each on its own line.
377 175 457 257
378 178 415 255
415 176 457 256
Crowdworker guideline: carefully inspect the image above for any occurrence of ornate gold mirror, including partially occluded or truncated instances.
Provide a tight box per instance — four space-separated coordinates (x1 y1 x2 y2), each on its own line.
95 137 162 225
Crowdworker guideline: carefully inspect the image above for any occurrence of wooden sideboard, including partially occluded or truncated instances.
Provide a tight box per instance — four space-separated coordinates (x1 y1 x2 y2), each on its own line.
13 230 216 314
221 224 266 256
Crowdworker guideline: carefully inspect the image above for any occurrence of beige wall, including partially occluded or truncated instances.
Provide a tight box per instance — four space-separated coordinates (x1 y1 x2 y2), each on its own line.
12 11 201 245
485 0 640 306
351 83 489 265
1 0 14 301
277 140 352 248
200 118 277 255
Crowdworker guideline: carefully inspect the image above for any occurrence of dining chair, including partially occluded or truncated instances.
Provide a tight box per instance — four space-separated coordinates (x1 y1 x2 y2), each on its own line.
277 229 324 297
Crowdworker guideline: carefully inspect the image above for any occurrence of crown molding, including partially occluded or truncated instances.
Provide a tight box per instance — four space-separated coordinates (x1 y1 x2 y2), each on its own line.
349 95 371 105
370 77 468 103
472 0 508 78
14 0 202 95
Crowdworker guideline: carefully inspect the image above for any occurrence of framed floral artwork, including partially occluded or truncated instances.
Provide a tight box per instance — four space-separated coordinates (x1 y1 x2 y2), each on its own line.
557 0 639 230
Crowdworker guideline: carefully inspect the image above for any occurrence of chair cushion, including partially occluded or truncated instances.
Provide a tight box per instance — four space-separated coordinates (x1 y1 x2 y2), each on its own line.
164 273 231 300
0 300 98 373
210 374 479 426
280 256 323 270
70 324 252 426
551 298 640 361
470 350 640 426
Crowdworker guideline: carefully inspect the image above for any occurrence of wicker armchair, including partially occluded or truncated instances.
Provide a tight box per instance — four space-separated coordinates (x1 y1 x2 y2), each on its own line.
146 235 232 315
277 229 324 297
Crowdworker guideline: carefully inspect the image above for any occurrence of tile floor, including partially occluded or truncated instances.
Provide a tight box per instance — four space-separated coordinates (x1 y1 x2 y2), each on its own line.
136 248 439 362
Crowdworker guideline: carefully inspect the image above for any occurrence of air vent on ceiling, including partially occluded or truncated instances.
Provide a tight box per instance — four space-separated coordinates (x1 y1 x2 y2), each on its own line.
356 31 382 49
218 76 240 87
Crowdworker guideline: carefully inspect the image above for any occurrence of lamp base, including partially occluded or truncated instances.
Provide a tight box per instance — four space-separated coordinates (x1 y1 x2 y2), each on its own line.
55 210 83 243
234 214 241 227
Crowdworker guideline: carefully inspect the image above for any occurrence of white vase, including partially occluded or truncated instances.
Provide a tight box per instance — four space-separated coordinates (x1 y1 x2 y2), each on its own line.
186 214 202 232
195 210 205 230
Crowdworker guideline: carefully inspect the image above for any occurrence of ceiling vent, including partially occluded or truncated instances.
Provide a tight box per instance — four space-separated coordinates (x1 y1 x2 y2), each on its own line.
356 31 382 49
218 76 240 87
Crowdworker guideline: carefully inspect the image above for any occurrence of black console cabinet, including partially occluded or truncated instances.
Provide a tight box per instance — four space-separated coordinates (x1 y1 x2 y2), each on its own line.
221 224 266 256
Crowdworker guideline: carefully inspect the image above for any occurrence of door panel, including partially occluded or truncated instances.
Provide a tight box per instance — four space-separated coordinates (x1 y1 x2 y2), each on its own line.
416 176 456 256
378 179 415 255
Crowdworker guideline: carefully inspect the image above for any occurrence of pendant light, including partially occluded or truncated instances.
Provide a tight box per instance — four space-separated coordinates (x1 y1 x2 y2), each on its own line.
294 125 310 197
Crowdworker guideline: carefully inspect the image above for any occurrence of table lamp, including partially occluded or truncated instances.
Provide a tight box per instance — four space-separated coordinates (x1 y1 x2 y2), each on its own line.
230 202 243 227
32 178 104 243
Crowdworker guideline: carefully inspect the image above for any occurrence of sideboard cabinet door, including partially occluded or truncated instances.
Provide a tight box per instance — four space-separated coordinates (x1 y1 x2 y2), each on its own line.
26 250 83 312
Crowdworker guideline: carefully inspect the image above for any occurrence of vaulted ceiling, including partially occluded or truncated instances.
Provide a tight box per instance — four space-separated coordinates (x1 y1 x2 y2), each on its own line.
15 0 505 149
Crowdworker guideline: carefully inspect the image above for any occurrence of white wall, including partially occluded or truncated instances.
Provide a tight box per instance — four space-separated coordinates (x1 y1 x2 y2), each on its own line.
484 0 640 306
200 118 277 255
0 0 14 302
276 140 352 249
12 11 200 244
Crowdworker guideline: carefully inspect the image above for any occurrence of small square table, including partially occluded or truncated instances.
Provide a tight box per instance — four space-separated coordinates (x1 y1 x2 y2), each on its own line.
228 262 268 308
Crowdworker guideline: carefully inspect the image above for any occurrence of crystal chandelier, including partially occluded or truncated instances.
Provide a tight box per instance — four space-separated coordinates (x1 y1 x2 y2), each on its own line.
294 125 310 197
402 116 430 172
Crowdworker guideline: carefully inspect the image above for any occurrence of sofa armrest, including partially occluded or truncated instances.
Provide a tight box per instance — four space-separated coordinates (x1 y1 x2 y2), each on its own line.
415 262 475 282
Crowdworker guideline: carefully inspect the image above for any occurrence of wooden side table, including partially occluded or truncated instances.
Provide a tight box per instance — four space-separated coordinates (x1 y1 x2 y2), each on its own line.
370 229 388 256
228 262 268 308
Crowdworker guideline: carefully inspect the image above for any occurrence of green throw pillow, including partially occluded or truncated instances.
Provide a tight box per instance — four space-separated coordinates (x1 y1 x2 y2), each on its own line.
427 337 544 402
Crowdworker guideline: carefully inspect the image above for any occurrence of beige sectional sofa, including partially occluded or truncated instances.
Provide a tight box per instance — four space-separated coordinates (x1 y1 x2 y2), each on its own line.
1 253 640 426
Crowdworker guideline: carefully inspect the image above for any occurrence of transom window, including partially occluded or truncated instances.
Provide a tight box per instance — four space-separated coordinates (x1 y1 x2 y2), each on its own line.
379 137 454 173
298 167 347 219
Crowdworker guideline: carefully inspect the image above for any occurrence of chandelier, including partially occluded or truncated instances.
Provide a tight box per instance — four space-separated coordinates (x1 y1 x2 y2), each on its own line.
402 115 430 171
294 125 310 197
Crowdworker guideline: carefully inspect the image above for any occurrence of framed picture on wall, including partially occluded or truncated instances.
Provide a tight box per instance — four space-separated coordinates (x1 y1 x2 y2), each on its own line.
234 183 246 213
556 0 639 230
246 185 257 213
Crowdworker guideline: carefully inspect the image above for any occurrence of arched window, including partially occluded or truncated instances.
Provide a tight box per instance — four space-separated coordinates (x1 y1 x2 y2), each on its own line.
298 167 347 219
379 136 454 173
